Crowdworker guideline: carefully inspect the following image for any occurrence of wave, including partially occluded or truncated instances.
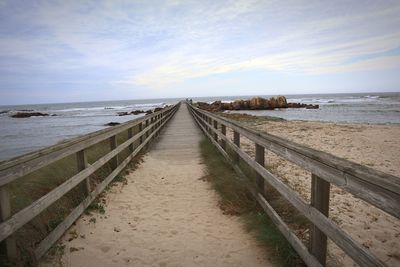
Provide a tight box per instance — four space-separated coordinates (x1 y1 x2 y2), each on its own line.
364 95 379 99
56 103 165 112
287 98 335 104
132 102 166 108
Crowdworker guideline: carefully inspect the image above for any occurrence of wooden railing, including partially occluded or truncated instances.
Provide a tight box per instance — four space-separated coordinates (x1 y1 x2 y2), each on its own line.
188 103 400 267
0 102 180 263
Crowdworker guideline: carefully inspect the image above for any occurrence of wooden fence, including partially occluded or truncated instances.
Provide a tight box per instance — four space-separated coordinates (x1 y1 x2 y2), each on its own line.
188 103 400 267
0 102 180 263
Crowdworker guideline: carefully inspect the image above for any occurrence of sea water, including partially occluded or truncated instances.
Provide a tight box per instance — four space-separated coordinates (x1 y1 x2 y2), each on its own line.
219 92 400 125
0 98 179 161
0 92 399 161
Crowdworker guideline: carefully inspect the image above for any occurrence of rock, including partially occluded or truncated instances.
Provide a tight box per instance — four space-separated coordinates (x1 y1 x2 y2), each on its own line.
209 101 223 112
51 114 58 116
287 102 319 109
232 100 243 110
130 110 145 115
104 122 120 126
11 112 49 118
242 100 250 109
195 95 316 111
154 107 163 112
145 110 153 115
306 104 319 109
0 110 9 114
114 227 121 232
249 97 265 109
276 96 287 108
117 112 130 116
221 102 233 110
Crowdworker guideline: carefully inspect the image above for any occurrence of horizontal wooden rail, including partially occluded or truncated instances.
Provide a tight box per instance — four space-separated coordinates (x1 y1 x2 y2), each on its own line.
190 106 400 219
0 102 180 263
0 106 175 187
188 103 398 267
189 108 323 267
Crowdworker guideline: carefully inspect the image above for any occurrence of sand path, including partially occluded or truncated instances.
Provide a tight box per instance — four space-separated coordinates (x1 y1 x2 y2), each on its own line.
51 104 273 267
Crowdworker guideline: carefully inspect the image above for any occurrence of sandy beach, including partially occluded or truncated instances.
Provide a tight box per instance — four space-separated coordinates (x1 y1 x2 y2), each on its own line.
40 104 274 267
223 113 400 267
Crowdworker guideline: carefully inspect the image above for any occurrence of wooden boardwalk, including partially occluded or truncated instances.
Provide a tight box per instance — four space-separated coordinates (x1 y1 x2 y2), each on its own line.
2 102 399 267
151 102 203 164
50 103 273 266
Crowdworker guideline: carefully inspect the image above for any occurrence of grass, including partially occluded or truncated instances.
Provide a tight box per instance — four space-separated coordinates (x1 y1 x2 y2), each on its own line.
200 138 305 267
0 124 146 266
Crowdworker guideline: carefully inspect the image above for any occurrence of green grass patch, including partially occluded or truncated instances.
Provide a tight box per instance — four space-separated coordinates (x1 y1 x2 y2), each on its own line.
200 138 304 266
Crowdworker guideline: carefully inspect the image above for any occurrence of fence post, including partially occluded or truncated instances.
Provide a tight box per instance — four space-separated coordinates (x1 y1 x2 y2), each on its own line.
127 127 134 153
0 186 18 263
213 120 218 141
139 122 143 144
76 149 90 195
109 135 119 169
255 144 265 193
145 119 149 148
221 124 226 151
233 131 240 162
309 174 330 266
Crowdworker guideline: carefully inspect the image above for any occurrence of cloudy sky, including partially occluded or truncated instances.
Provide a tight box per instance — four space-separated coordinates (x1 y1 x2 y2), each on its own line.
0 0 399 105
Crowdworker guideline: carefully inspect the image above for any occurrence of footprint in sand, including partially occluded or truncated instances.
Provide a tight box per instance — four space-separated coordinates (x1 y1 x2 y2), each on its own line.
100 246 111 253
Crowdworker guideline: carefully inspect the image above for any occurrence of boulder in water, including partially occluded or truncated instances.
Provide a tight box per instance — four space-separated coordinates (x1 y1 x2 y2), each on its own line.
11 112 49 118
131 110 145 115
105 122 120 126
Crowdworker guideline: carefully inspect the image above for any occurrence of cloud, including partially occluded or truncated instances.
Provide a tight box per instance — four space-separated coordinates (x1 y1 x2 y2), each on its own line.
0 0 399 103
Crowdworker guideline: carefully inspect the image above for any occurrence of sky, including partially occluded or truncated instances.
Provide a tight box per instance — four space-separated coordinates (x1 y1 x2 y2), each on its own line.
0 0 400 105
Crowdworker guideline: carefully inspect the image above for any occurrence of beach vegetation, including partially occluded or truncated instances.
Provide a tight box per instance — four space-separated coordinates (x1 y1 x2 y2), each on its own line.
199 138 305 266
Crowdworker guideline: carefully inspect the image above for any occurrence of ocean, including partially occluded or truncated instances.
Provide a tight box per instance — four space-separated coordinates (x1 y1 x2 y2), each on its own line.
0 92 399 161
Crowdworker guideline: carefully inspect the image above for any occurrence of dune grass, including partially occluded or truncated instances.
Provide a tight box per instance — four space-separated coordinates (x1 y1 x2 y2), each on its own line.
0 125 145 266
199 138 304 266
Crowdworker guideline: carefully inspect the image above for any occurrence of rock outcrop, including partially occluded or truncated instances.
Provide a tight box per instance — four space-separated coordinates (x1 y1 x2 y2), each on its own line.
11 112 49 118
195 96 318 112
117 110 146 116
131 110 145 115
104 122 120 126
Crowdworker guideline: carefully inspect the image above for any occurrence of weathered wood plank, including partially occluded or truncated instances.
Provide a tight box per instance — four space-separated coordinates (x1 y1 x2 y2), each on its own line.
255 144 265 193
257 194 323 267
0 105 177 187
190 107 386 267
76 149 90 195
221 124 226 151
213 120 218 141
233 130 240 162
310 174 330 266
34 115 169 259
0 186 17 262
109 136 119 170
139 123 143 144
190 106 400 219
191 109 323 267
128 128 134 152
0 106 178 243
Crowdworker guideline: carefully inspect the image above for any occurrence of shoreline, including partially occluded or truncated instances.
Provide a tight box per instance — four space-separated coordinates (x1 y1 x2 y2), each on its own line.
222 112 400 266
227 110 400 125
